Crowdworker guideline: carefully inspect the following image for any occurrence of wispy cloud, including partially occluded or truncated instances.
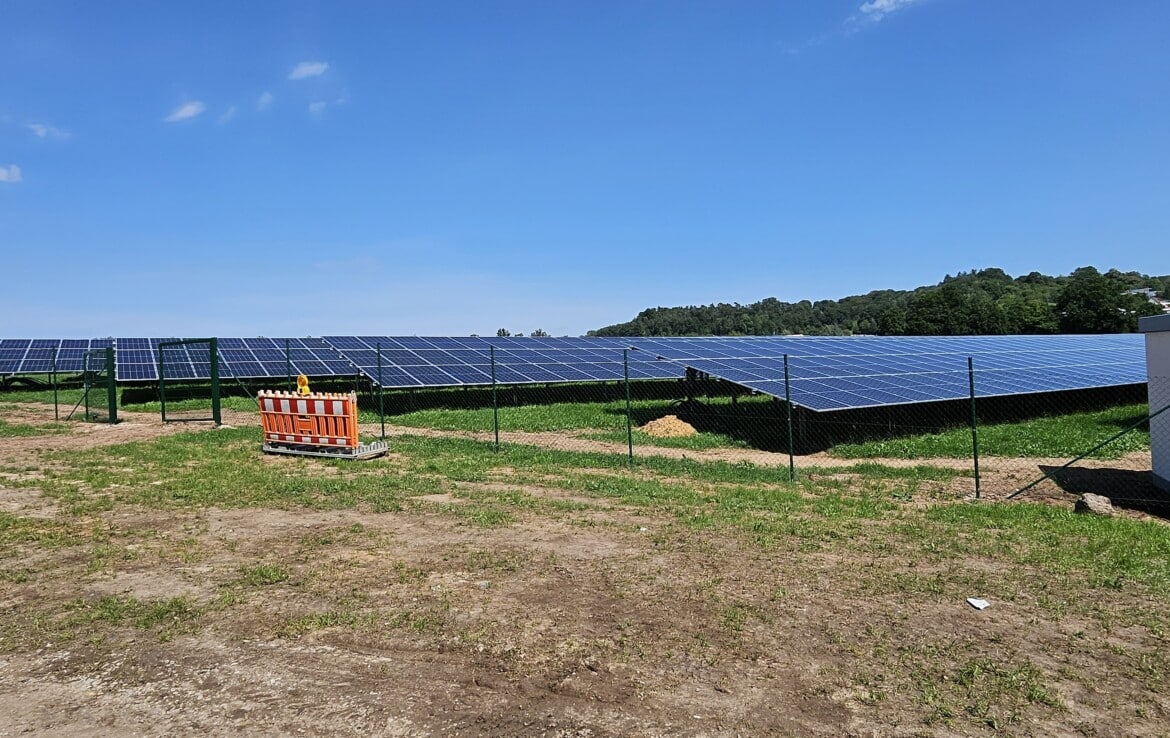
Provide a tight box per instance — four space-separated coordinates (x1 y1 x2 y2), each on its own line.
27 122 71 139
257 91 274 111
855 0 925 23
787 0 930 53
288 60 329 80
217 106 237 124
308 101 327 116
164 101 206 122
0 164 22 183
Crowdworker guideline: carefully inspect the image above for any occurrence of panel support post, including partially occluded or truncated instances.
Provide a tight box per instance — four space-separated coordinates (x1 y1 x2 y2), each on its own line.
285 338 292 392
490 346 500 453
784 354 795 482
158 343 168 422
52 347 59 421
968 356 980 499
209 337 221 426
624 349 634 468
377 343 386 441
104 347 118 424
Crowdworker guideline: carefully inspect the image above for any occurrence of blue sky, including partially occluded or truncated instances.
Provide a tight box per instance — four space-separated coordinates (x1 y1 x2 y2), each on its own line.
2 0 1168 338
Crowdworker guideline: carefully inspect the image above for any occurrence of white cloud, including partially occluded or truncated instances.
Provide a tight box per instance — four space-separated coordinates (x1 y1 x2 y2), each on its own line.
0 164 22 183
308 101 327 116
858 0 923 22
217 106 237 124
27 123 71 139
288 60 329 80
257 91 274 111
164 101 206 122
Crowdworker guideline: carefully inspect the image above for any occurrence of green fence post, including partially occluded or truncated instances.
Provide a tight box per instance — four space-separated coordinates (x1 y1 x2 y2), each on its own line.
209 337 221 426
968 356 980 499
377 343 386 441
784 354 795 482
490 346 500 453
52 347 59 421
106 347 118 424
624 349 634 468
158 343 168 422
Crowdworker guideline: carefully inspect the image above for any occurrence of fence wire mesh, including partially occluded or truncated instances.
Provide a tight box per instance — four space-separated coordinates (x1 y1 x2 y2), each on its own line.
352 347 1162 513
159 339 222 423
1006 379 1166 511
69 347 117 423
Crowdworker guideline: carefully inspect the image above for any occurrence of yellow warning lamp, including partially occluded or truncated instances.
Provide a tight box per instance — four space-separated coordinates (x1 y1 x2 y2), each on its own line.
296 374 311 395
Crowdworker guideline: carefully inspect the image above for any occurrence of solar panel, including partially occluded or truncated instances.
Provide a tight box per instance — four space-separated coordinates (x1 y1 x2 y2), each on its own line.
0 339 31 373
627 335 1148 411
106 337 358 382
0 339 118 374
113 338 175 382
3 335 1146 409
322 336 682 388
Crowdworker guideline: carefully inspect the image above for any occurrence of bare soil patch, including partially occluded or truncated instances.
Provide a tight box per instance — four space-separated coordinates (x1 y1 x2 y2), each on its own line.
1 402 1167 736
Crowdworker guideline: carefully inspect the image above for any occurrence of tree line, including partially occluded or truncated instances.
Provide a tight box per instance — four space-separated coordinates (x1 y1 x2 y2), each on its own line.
589 267 1169 337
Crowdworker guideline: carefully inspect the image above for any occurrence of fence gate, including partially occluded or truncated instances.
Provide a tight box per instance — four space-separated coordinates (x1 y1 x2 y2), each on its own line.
68 346 118 423
158 338 221 424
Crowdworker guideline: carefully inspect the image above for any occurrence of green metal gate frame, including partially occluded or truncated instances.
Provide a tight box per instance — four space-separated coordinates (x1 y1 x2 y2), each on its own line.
67 346 118 423
158 338 221 425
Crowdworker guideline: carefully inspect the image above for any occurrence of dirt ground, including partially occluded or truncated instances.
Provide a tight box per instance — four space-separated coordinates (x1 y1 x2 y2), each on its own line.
1 404 1167 737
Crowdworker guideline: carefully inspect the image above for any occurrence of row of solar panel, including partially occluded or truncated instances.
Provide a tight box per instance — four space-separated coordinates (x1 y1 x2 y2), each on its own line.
0 339 115 374
0 334 1147 412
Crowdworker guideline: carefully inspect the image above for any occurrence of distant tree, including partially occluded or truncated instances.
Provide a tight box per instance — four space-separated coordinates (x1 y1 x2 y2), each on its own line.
496 328 511 337
996 293 1058 334
1055 267 1133 333
530 329 549 337
877 306 907 335
588 266 1169 337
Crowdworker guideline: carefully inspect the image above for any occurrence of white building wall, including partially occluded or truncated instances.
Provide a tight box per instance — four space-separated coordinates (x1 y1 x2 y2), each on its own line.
1141 314 1170 492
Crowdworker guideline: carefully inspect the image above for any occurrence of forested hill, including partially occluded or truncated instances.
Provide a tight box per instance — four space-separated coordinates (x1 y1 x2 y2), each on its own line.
588 267 1170 337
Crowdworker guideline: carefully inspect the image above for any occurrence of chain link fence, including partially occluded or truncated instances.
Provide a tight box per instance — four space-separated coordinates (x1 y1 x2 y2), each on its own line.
11 338 1158 508
353 349 1164 511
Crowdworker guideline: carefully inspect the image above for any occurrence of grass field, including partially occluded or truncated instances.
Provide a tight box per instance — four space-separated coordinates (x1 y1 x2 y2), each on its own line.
830 403 1151 460
373 395 1151 459
2 384 1150 460
0 396 1168 734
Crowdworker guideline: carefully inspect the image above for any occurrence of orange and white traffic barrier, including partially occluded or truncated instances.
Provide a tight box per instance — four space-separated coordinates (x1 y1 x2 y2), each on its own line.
258 390 359 449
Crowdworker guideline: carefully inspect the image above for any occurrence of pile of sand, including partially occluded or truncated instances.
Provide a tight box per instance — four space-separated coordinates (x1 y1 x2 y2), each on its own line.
639 415 698 437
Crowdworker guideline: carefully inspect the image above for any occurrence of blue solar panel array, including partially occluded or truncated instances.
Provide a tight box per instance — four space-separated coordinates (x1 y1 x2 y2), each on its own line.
323 336 681 388
0 334 1148 413
0 338 114 374
138 337 357 382
628 334 1147 411
215 337 355 381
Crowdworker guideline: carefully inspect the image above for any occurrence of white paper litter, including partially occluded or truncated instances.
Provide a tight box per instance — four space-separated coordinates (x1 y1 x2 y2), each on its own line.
967 597 990 610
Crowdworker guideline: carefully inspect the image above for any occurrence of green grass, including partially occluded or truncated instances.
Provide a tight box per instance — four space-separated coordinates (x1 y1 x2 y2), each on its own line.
6 414 1167 604
0 511 100 549
379 398 657 433
62 594 203 642
0 418 70 437
0 388 257 415
830 403 1150 460
4 412 1170 732
0 389 89 406
238 564 291 586
374 397 771 450
123 395 258 415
